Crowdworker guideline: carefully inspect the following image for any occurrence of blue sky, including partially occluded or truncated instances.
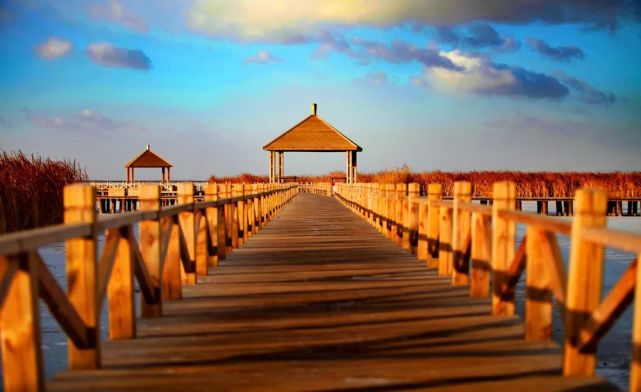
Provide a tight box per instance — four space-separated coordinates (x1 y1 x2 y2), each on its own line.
1 0 640 180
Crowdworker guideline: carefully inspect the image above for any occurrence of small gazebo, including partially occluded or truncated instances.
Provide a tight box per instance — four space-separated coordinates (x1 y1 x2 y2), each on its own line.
124 145 173 183
263 103 362 183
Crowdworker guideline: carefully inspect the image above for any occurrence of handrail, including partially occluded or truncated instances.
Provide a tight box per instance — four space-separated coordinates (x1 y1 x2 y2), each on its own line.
330 180 641 392
0 181 299 391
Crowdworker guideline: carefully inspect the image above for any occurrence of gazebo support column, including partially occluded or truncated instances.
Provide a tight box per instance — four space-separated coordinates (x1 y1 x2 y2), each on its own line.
278 152 284 183
167 167 171 183
346 151 352 184
269 152 275 183
351 151 357 183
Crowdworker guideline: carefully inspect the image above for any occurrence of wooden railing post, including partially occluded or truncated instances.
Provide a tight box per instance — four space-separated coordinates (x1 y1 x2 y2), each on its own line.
108 225 135 339
205 183 221 268
470 211 491 298
0 253 44 391
426 184 442 269
452 181 472 286
177 183 196 285
222 183 232 253
64 184 100 369
405 183 420 253
231 184 241 249
525 226 559 340
492 181 516 316
140 184 162 317
386 184 395 239
633 251 641 391
161 215 181 300
395 183 406 246
563 189 607 376
438 204 452 276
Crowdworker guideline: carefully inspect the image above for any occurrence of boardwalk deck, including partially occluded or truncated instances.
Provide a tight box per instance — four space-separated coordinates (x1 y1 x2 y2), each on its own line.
48 193 616 391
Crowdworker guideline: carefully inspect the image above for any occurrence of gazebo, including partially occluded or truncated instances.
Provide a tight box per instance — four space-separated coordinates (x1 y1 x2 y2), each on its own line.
124 145 173 183
263 103 362 183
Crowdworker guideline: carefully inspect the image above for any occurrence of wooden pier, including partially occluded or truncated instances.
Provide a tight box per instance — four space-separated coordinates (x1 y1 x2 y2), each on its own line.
0 181 640 391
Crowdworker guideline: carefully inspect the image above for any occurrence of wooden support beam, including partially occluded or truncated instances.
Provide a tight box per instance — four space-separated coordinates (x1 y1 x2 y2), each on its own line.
64 184 100 369
579 258 635 352
492 181 516 316
97 229 121 306
563 189 607 376
35 251 91 349
403 183 420 253
0 252 44 392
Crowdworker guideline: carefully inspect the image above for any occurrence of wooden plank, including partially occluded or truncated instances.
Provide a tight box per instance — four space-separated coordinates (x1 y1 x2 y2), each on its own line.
129 231 157 306
64 184 100 369
563 189 607 376
580 226 641 254
97 228 121 307
0 252 44 392
108 226 135 339
492 182 516 316
0 222 92 257
34 251 91 349
579 258 636 351
498 210 571 235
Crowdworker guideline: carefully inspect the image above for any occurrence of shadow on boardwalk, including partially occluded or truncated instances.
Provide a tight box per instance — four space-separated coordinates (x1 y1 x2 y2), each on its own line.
49 193 616 391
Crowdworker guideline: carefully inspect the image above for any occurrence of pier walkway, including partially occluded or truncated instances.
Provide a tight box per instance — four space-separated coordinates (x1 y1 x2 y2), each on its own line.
48 193 613 391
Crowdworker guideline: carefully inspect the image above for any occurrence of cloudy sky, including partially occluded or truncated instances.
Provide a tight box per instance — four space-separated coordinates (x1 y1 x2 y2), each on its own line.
1 1 640 180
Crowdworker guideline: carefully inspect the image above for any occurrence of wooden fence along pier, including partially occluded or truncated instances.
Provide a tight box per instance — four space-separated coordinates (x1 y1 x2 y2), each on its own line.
0 179 640 390
0 182 296 391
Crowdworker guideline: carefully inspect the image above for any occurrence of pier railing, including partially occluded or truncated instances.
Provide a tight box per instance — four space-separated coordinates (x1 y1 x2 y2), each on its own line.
0 182 298 391
334 181 641 391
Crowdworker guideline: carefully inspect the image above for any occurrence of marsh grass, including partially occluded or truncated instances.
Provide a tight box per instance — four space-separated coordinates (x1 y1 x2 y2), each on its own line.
0 151 87 233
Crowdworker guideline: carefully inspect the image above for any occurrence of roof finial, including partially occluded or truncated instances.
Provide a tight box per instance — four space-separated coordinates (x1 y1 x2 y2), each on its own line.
311 103 317 115
146 144 150 151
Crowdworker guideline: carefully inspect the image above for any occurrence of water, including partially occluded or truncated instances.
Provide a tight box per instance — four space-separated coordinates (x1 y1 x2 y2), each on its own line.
0 209 639 389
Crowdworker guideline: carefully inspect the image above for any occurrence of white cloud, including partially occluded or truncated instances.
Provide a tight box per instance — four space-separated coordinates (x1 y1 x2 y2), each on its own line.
243 50 281 64
34 37 73 60
425 50 569 99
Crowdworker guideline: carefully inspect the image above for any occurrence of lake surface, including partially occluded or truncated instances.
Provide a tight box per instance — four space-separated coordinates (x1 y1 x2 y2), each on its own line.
1 202 639 390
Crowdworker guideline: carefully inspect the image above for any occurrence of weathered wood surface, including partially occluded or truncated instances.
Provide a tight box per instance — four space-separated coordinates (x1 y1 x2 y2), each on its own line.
48 193 615 391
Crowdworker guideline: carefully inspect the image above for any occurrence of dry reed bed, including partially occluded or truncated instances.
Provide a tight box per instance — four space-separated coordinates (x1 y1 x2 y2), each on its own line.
0 151 87 233
297 168 641 198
